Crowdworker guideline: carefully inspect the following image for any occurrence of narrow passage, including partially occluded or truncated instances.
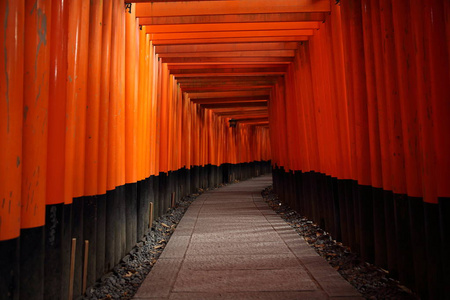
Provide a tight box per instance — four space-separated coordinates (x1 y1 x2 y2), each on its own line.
134 176 362 299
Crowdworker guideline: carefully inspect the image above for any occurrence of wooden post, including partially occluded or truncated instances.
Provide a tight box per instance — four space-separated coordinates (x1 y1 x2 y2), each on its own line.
149 202 154 228
82 240 89 294
68 238 76 300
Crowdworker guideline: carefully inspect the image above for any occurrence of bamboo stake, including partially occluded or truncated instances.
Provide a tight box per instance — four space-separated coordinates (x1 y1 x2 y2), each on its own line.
149 202 154 228
82 240 89 294
68 238 76 300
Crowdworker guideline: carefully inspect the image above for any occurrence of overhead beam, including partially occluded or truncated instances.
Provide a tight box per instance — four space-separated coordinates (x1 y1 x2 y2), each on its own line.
161 57 294 63
211 107 268 113
200 102 267 109
130 0 236 2
190 96 269 103
136 0 331 17
159 50 295 58
168 64 287 70
234 117 269 122
148 30 314 41
137 12 326 25
182 86 273 92
179 80 276 87
145 22 320 33
155 42 299 53
170 67 287 75
174 72 284 77
214 111 268 117
188 90 269 98
151 36 309 45
176 75 280 82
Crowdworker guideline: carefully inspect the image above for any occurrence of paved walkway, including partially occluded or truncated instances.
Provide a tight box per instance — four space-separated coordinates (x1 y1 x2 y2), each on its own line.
134 175 362 300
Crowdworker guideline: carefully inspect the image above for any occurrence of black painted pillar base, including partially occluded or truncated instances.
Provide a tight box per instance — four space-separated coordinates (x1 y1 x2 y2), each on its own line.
44 203 64 300
105 190 115 272
372 187 387 269
96 194 106 281
0 238 20 300
125 183 137 253
424 202 444 299
337 179 348 245
19 226 45 300
83 195 97 289
440 197 450 300
358 185 375 264
383 190 398 278
71 197 84 298
408 196 427 298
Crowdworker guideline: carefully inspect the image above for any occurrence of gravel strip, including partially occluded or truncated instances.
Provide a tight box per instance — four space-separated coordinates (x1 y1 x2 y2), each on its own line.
82 185 223 300
261 185 419 300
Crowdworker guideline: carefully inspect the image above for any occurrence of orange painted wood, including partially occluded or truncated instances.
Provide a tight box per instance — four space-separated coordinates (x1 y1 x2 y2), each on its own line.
339 2 357 181
161 57 294 63
169 67 286 75
176 84 183 169
391 0 422 197
137 26 147 180
150 43 159 176
143 37 151 177
410 0 436 203
423 0 450 199
326 4 348 180
182 86 273 93
158 50 296 58
309 32 327 174
167 75 174 171
125 5 138 184
361 0 382 189
343 0 371 186
145 22 320 34
168 64 287 70
47 0 68 205
189 91 269 99
159 63 169 173
0 0 24 240
156 42 299 53
370 0 392 191
85 0 103 196
154 57 162 174
72 0 90 198
22 0 51 228
379 0 407 195
174 72 284 77
298 43 319 172
136 0 331 18
150 30 313 41
177 76 279 82
65 0 81 202
192 96 268 104
139 12 326 25
151 36 309 46
107 0 120 190
200 103 267 109
116 0 126 187
98 0 112 195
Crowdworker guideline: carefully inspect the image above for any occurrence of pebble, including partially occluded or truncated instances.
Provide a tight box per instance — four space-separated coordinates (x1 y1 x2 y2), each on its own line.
261 185 419 300
81 187 214 299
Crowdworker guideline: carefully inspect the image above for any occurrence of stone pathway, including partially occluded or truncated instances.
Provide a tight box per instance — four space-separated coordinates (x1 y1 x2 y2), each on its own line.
134 175 362 300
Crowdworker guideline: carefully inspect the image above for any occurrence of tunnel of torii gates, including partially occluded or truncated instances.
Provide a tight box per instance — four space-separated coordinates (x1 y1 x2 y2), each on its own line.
0 0 449 299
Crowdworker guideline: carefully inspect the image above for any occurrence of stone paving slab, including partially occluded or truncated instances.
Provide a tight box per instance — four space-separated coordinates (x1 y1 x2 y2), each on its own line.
173 268 317 293
134 176 361 299
181 253 302 271
167 290 332 300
